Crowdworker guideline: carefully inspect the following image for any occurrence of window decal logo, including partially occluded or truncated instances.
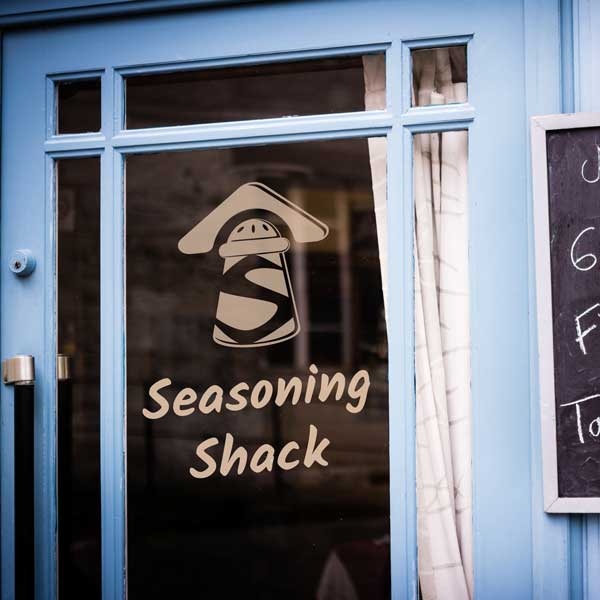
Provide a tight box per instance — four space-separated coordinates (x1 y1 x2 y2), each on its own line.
178 182 329 348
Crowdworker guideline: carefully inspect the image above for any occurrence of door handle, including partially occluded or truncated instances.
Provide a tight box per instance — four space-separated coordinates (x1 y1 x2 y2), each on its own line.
1 354 71 385
2 354 35 386
57 353 71 382
2 354 35 599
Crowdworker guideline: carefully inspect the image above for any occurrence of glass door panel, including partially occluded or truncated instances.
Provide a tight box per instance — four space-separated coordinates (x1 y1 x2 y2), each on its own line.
57 157 102 599
125 138 390 599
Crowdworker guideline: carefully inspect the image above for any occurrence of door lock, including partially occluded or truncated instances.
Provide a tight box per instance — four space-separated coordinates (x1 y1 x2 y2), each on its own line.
2 355 35 385
9 249 36 278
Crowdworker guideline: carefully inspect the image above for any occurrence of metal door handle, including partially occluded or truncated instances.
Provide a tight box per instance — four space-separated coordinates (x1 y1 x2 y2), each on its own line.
2 355 35 386
1 354 72 385
1 355 36 598
57 354 71 382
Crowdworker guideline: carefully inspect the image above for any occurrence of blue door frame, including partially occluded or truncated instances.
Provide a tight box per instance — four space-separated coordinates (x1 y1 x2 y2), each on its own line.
0 1 591 599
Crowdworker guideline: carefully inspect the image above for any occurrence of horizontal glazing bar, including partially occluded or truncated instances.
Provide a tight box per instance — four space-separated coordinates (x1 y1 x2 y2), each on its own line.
47 70 105 83
45 134 106 153
111 111 394 148
402 34 473 51
113 127 392 155
46 149 104 160
400 103 475 127
44 109 476 154
405 120 473 134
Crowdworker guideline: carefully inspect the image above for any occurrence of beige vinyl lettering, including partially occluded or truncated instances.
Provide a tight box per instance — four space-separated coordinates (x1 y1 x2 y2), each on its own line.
277 441 300 470
189 437 219 479
173 388 197 416
226 382 249 411
143 378 171 420
346 370 370 414
275 376 303 406
249 444 275 473
318 372 346 402
220 433 247 476
304 364 318 403
199 385 224 415
251 380 273 409
303 425 330 468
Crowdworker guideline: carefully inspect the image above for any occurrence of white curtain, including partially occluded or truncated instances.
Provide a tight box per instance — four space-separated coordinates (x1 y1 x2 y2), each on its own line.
363 54 389 319
364 50 472 600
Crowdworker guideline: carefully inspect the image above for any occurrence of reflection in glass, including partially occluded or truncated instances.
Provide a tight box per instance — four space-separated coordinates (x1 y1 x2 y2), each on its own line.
57 79 101 134
57 158 101 599
125 55 384 129
412 45 467 106
126 139 390 599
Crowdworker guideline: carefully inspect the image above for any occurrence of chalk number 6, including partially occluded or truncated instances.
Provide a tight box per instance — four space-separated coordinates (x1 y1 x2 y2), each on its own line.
571 226 597 271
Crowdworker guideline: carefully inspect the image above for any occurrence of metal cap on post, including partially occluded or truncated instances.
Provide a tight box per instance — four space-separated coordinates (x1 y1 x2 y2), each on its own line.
2 355 35 386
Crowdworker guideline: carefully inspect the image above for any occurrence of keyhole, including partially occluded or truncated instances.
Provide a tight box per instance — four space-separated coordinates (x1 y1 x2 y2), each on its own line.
14 261 21 270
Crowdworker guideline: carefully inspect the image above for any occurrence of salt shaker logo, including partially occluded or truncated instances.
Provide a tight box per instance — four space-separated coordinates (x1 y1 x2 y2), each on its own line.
178 183 329 348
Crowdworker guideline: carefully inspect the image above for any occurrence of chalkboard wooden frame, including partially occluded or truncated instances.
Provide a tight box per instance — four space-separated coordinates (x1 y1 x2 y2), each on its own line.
532 112 600 513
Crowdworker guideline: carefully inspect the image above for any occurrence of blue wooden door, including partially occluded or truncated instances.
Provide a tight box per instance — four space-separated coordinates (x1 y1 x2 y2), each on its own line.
0 2 565 599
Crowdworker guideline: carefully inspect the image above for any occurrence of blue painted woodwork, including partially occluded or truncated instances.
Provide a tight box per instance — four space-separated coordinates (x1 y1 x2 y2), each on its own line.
0 0 591 599
523 5 571 600
0 1 259 26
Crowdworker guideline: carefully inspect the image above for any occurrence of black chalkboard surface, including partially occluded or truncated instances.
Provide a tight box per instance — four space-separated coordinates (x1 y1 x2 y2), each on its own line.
546 127 600 499
534 115 600 511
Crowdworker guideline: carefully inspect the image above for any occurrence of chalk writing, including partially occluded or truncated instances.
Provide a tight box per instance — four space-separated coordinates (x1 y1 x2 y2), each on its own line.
570 226 597 271
574 302 600 355
581 144 600 183
546 131 600 497
560 394 600 443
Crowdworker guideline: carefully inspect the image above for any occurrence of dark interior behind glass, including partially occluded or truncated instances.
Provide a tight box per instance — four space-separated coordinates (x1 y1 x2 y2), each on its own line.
57 79 102 134
125 55 383 129
126 138 390 600
57 157 101 598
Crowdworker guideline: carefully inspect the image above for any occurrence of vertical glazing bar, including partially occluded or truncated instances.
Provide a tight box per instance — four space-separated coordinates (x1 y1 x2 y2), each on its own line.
38 153 57 600
101 68 126 600
387 39 418 600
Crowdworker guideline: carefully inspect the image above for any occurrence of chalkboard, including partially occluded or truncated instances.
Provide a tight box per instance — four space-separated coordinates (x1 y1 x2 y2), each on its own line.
533 113 600 512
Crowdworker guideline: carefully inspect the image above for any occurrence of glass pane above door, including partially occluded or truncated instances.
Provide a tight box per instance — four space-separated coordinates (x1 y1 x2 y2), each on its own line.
125 54 385 129
412 45 467 106
57 79 102 134
125 138 390 599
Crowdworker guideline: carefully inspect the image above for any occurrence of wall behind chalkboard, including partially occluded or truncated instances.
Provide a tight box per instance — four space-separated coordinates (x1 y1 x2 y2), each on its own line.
547 127 600 498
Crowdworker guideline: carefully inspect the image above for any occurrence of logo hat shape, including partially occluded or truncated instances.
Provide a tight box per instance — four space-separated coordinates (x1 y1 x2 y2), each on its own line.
178 183 329 348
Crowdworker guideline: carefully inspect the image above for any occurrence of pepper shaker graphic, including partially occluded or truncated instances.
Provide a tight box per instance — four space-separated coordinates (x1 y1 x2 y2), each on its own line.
178 182 329 348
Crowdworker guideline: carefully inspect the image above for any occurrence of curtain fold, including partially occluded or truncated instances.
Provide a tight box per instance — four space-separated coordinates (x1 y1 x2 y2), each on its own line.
364 50 472 600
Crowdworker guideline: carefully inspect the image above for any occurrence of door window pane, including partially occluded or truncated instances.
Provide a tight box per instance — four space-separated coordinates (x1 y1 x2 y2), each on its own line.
126 138 390 599
57 79 101 134
412 46 467 106
414 129 472 597
125 55 385 129
57 157 101 599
